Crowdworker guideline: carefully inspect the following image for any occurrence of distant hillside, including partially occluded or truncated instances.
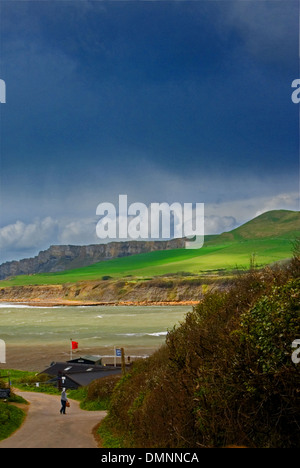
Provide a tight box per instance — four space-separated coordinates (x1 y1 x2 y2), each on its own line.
216 210 300 242
0 210 298 290
0 239 185 280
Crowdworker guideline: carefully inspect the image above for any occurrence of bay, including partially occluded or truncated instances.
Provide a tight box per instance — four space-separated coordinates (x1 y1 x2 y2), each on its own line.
0 304 191 369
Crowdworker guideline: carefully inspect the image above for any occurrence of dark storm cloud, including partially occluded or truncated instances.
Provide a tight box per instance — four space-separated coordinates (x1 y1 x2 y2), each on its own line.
0 1 298 261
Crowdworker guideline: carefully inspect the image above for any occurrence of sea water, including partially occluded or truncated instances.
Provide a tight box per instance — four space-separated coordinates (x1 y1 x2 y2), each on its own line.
0 303 191 350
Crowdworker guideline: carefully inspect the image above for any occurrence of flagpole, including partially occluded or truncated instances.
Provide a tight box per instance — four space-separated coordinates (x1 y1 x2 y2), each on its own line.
70 339 72 361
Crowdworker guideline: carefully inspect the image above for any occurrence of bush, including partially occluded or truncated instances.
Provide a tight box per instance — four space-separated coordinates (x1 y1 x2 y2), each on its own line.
0 379 7 389
82 375 121 411
0 403 25 441
102 260 300 448
234 278 300 447
18 373 51 385
88 375 121 401
108 346 174 447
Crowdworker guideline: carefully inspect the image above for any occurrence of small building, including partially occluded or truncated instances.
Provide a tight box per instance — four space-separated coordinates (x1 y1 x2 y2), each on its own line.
40 361 121 389
67 355 102 366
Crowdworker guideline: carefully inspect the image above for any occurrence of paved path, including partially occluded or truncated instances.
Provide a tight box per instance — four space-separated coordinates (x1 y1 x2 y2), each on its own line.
0 392 106 448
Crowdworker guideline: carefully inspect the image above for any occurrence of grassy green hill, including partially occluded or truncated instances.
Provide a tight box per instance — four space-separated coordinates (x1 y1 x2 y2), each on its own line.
216 209 300 241
1 210 299 287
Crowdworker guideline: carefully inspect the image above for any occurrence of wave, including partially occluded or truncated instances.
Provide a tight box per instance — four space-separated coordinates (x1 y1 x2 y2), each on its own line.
99 314 137 317
0 303 63 309
96 314 137 319
148 332 168 337
0 303 32 309
116 331 168 337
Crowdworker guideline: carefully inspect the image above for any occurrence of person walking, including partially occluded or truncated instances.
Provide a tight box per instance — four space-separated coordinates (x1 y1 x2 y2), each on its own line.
60 388 68 415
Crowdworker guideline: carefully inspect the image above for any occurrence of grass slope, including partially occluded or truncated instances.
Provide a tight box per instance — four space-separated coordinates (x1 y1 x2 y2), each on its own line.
1 210 299 287
0 403 25 441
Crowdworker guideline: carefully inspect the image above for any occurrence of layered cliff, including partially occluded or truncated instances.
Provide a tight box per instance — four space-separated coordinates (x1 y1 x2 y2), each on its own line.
0 276 211 305
0 239 185 280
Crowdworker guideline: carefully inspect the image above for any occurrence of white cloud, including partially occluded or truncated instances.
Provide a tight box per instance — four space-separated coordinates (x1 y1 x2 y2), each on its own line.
0 190 298 263
206 191 299 228
205 215 237 235
0 216 100 262
0 217 58 250
220 1 297 65
255 193 300 217
58 218 98 245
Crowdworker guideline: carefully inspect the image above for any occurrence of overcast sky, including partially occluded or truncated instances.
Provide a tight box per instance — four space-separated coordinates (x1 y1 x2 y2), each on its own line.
0 0 299 262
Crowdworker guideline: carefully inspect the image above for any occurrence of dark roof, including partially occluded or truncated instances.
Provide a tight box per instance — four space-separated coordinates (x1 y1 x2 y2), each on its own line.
40 361 120 377
67 355 102 365
66 369 121 387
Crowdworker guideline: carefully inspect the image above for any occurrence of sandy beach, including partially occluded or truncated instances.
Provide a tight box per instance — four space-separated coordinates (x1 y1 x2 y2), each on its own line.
0 299 199 307
0 302 191 372
1 343 156 372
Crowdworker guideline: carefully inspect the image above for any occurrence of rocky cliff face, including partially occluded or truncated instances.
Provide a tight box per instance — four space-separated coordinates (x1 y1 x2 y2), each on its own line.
0 239 185 280
0 277 206 305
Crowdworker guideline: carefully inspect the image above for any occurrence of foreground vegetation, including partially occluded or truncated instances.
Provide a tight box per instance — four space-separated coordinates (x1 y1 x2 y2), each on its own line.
0 403 25 441
0 374 27 441
1 234 299 447
98 250 300 448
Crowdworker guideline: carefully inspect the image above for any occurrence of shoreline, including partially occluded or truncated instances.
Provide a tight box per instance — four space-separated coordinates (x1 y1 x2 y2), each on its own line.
0 299 200 307
0 279 206 305
0 302 192 372
1 344 160 372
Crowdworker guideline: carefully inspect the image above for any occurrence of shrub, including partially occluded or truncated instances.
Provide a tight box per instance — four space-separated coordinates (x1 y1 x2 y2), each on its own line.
83 375 121 411
87 375 121 401
103 262 300 448
234 278 300 447
0 403 25 441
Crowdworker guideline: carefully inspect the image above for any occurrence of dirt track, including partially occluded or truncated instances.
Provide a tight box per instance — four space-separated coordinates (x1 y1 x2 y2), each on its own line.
0 391 106 448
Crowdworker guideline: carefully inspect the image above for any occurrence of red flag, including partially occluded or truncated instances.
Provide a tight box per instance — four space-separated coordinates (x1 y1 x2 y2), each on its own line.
71 341 78 350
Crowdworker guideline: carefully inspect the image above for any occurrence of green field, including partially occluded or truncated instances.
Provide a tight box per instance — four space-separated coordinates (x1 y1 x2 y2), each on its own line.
1 211 299 287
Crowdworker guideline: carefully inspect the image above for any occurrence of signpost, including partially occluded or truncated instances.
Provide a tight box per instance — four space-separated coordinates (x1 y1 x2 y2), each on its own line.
121 348 126 376
114 348 126 374
114 347 122 367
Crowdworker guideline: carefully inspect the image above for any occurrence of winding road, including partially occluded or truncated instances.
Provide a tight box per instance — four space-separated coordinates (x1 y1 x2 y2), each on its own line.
0 391 106 448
